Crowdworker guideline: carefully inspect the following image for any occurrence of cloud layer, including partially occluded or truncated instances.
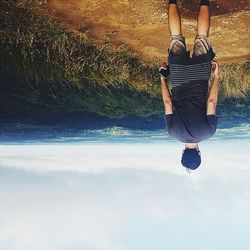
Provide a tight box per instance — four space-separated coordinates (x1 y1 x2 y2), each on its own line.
0 139 250 250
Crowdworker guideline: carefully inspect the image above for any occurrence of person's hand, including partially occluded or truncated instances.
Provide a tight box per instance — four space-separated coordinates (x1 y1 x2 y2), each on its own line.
159 61 169 79
212 60 219 79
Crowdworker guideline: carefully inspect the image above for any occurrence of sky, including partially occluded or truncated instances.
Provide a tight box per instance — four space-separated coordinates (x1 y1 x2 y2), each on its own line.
0 139 250 250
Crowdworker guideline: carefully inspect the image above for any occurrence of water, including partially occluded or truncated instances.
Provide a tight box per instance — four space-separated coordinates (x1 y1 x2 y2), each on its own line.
0 121 250 250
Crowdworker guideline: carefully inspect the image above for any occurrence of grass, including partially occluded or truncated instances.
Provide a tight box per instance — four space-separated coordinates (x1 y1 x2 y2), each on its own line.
219 61 250 98
0 0 249 118
0 0 158 91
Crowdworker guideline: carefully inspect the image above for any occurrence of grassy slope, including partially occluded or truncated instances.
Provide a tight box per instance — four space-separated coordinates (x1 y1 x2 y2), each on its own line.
0 0 249 118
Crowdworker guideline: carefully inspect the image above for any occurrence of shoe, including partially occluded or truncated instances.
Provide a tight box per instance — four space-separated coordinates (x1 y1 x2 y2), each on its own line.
194 36 211 56
170 35 186 56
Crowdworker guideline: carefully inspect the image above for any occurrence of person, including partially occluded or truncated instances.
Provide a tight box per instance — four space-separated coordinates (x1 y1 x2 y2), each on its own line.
159 0 220 171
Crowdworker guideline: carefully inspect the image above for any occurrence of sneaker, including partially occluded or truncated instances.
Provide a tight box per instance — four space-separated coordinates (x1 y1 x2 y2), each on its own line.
170 35 186 56
194 36 211 56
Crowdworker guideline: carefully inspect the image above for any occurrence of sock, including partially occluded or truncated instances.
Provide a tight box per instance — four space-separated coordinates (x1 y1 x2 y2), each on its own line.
169 0 177 4
200 0 210 6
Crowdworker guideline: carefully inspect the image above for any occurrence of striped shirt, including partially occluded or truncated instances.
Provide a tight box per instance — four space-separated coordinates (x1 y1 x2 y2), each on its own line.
169 61 212 88
164 49 217 143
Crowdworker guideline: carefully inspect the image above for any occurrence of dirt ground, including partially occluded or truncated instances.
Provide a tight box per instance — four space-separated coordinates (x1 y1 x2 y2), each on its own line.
47 0 250 64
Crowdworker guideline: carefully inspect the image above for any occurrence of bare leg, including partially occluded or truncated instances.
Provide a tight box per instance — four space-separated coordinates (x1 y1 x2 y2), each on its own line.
168 3 186 56
197 5 210 36
193 4 211 56
168 3 182 36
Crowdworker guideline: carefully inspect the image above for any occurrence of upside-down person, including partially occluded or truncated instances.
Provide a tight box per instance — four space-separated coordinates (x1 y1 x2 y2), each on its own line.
160 0 220 171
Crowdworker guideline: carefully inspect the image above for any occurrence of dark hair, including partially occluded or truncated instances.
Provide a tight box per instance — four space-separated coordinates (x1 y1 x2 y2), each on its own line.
181 148 201 170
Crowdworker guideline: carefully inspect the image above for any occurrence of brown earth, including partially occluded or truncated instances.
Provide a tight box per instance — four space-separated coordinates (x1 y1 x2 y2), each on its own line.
45 0 250 64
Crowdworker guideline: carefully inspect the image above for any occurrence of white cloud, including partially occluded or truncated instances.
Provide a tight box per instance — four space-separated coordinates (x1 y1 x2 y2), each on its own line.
0 139 250 250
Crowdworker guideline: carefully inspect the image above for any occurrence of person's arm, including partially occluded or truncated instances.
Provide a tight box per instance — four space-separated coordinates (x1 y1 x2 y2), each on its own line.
207 61 219 115
161 76 173 115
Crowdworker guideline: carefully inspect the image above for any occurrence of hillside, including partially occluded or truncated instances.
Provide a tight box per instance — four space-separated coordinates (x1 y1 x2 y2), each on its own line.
46 0 250 63
0 0 249 119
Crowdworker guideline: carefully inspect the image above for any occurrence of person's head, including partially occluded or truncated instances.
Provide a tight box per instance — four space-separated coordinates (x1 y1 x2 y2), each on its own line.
181 143 201 171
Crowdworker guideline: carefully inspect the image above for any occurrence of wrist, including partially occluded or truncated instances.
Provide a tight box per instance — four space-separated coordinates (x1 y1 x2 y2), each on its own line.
213 74 219 80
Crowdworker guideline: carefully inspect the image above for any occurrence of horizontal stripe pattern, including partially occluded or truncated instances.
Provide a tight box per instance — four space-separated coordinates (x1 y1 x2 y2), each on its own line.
169 61 212 87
